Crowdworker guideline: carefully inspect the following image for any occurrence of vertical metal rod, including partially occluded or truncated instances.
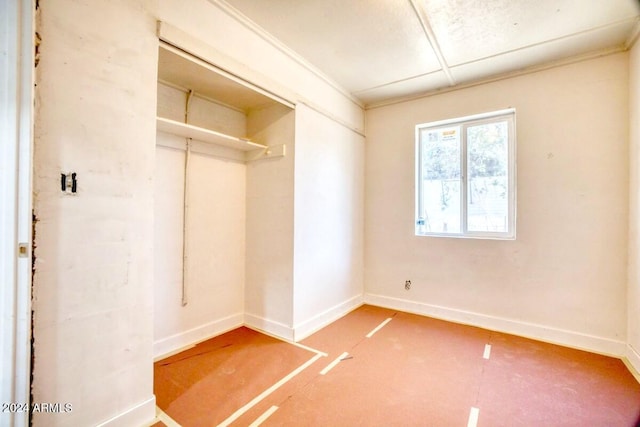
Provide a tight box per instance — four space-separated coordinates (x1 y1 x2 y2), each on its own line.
181 89 194 307
181 138 191 307
185 89 194 123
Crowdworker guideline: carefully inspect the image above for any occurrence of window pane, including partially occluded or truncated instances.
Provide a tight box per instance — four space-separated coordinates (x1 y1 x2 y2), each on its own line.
419 126 461 234
466 121 509 232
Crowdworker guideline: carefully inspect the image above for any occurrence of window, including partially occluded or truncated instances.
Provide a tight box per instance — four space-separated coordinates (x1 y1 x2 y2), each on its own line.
415 109 516 239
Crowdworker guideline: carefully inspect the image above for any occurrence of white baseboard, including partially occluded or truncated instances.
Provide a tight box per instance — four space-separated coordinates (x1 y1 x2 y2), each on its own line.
626 344 640 383
153 313 244 359
293 294 363 341
244 312 294 341
96 396 156 427
364 293 627 357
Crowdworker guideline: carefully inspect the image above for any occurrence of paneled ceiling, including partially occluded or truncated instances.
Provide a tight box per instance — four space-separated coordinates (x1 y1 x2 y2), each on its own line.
222 0 640 106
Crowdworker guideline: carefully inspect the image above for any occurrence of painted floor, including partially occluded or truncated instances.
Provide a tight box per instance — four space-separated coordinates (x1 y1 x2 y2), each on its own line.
154 305 640 426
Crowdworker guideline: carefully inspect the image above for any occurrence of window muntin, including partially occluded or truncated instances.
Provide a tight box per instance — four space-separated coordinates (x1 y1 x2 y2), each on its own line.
416 110 515 239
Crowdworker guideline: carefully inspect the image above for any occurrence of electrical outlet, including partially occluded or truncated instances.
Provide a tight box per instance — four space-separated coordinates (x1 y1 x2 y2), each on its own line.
405 280 411 290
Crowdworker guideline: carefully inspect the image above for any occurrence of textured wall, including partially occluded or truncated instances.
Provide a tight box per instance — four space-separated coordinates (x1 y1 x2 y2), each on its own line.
33 0 158 425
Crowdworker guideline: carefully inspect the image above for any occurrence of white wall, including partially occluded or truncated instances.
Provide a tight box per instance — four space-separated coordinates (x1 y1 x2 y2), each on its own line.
293 104 365 339
365 53 629 355
156 1 365 343
628 39 640 372
32 0 158 426
33 0 365 424
157 0 363 133
156 0 366 341
154 84 247 357
245 105 296 339
153 134 246 357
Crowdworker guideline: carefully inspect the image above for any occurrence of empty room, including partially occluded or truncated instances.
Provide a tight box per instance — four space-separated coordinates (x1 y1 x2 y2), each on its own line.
2 0 640 426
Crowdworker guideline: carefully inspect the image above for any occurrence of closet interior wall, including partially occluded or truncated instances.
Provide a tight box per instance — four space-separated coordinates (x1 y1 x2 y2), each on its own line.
245 104 296 339
154 80 295 357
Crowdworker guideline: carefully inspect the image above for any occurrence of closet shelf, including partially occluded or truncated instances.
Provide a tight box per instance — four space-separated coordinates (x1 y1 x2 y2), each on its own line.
156 117 267 152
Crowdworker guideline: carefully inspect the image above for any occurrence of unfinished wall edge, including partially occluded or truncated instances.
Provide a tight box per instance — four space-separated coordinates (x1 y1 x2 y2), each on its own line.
364 293 627 358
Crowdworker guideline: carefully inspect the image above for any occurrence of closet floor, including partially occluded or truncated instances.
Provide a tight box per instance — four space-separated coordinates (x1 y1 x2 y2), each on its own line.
153 305 640 426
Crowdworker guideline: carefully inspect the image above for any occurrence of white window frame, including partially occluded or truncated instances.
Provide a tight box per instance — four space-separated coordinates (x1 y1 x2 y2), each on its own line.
415 109 516 240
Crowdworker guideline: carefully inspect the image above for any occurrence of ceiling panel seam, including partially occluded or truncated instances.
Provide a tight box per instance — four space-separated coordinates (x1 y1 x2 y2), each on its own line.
449 16 639 69
365 45 626 110
353 71 442 95
207 0 364 109
408 0 455 87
